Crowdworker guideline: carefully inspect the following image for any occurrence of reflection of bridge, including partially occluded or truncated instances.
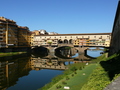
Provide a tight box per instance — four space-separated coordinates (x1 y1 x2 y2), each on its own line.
43 52 92 61
31 51 93 70
31 57 68 70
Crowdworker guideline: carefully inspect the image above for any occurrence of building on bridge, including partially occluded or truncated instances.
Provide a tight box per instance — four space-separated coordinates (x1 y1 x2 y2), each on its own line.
33 33 111 47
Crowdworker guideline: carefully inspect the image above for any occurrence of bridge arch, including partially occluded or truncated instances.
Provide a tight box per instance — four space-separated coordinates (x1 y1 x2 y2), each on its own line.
69 39 73 44
31 46 49 57
58 39 63 44
64 39 68 44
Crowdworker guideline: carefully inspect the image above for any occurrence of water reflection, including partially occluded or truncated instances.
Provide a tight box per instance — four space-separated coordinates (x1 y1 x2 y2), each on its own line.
87 50 103 57
0 48 102 90
0 54 32 90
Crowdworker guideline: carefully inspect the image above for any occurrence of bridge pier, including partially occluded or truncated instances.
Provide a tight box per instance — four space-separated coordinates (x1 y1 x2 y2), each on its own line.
46 47 57 53
76 47 88 54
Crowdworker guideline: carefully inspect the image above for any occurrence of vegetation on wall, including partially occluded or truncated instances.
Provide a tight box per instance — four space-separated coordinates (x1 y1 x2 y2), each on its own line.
81 52 120 90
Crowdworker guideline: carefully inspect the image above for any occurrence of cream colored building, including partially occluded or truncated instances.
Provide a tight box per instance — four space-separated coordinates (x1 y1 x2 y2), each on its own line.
33 33 111 47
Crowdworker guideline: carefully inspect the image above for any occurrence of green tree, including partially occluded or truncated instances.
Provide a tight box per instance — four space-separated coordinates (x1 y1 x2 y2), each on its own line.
47 42 52 46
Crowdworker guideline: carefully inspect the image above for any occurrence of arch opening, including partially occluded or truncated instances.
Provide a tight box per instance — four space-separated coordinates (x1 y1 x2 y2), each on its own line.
64 39 68 44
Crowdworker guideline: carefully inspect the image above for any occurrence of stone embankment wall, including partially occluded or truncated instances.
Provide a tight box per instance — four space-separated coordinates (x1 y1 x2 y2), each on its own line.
105 1 120 89
109 1 120 56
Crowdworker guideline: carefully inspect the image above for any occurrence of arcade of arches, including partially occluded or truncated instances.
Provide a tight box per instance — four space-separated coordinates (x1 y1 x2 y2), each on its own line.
58 39 73 44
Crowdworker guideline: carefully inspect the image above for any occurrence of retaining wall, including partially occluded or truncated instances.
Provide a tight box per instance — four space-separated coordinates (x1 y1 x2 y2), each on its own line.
109 1 120 56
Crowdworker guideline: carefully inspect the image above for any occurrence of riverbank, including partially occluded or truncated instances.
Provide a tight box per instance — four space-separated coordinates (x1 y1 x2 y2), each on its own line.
39 52 120 90
81 52 120 90
38 54 106 90
48 64 98 90
0 52 27 57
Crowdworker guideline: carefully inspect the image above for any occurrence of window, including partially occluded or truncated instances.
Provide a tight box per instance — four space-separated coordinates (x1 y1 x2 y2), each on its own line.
0 38 3 41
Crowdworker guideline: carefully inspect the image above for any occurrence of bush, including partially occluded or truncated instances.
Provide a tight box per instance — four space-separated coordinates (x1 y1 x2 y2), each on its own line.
74 71 77 74
79 67 82 70
66 76 70 80
62 81 67 84
71 74 74 77
56 85 62 89
70 66 77 71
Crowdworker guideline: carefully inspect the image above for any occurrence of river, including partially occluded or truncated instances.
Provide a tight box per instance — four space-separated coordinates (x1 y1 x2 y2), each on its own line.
0 48 104 90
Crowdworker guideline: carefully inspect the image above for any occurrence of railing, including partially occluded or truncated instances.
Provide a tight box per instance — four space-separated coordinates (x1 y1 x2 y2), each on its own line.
0 32 3 34
0 45 6 48
0 35 3 38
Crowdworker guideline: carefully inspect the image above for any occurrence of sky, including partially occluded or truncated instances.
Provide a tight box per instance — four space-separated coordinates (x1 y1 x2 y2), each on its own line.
0 0 119 34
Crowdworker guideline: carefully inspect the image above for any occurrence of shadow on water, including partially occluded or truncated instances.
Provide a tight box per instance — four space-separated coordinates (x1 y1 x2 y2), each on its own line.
31 46 48 58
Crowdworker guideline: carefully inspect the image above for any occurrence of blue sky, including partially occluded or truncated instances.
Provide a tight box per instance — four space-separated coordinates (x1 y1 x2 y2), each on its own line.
0 0 118 34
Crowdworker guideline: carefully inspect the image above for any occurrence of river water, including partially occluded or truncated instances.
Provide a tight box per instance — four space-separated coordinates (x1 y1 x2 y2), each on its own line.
0 48 104 90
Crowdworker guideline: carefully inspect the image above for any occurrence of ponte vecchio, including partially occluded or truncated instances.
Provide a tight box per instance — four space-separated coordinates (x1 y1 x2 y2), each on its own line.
33 32 111 47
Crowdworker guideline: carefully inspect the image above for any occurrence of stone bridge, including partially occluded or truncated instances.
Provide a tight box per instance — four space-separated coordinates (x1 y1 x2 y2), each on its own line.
31 43 106 58
58 44 74 47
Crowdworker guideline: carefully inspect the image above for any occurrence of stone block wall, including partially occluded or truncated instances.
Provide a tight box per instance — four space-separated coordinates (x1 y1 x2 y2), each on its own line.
109 1 120 56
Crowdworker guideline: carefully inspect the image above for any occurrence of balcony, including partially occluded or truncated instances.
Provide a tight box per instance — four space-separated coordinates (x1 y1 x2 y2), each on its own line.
0 38 3 41
0 45 6 48
0 32 3 34
0 35 3 38
0 33 3 38
0 24 4 27
0 29 4 31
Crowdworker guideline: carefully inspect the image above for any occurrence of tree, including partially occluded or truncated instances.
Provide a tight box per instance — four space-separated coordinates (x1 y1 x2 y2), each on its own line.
47 42 52 46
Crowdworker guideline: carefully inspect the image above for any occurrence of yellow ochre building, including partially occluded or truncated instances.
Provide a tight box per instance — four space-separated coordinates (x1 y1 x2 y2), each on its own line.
0 17 31 48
